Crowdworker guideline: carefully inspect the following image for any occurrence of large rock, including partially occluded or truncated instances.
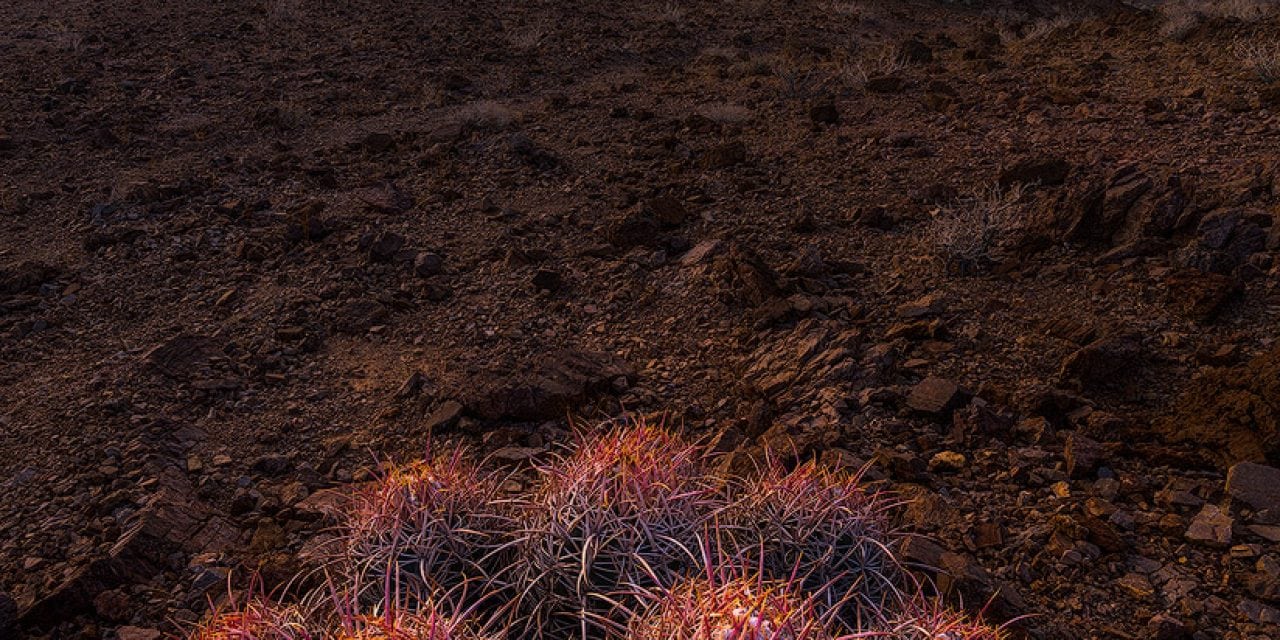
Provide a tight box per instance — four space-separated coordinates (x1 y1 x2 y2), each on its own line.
1176 207 1269 276
19 470 238 627
1057 332 1144 390
1161 269 1241 321
144 335 221 379
466 349 634 421
1226 462 1280 512
1055 167 1197 246
1160 346 1280 466
741 320 862 405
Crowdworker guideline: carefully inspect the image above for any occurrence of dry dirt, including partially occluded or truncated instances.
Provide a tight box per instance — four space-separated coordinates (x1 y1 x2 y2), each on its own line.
2 0 1280 638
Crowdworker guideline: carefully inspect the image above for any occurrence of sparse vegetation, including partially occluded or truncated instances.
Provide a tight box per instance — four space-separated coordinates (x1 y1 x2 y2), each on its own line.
188 420 987 640
927 184 1030 275
1236 39 1280 83
451 101 518 130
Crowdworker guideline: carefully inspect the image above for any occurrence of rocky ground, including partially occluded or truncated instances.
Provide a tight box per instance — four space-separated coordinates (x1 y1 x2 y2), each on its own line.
2 0 1280 638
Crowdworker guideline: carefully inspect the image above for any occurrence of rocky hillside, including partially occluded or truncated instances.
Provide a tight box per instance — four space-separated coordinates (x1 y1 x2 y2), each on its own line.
1 0 1279 638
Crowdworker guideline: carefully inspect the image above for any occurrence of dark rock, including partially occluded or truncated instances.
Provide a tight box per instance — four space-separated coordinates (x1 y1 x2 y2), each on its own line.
645 196 688 227
1226 462 1280 512
1177 207 1268 275
1185 504 1233 547
809 102 839 125
865 75 906 94
999 156 1071 188
414 251 444 277
367 231 406 262
531 269 562 293
20 472 237 627
1057 332 1144 390
742 320 861 404
511 133 561 171
466 349 635 421
1064 433 1105 478
145 335 221 380
1162 268 1240 321
906 376 967 416
681 239 724 266
700 140 747 169
331 298 387 334
899 39 933 63
356 183 413 214
604 210 660 248
424 400 464 431
250 455 292 477
1146 613 1192 640
0 592 15 640
897 292 946 318
710 243 785 306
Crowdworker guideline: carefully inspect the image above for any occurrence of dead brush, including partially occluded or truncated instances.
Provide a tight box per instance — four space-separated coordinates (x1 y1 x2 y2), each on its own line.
926 183 1029 275
628 550 848 640
336 450 517 607
508 418 724 639
719 459 903 629
1235 39 1280 83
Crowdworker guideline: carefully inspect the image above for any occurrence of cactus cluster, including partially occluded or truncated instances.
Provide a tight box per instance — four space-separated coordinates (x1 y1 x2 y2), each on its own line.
338 449 516 605
188 418 1007 640
721 459 902 626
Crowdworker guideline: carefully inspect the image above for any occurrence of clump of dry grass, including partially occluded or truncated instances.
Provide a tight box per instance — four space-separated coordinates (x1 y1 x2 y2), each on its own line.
1235 40 1280 83
1155 0 1279 40
451 101 518 130
926 183 1030 275
698 103 754 124
839 47 907 87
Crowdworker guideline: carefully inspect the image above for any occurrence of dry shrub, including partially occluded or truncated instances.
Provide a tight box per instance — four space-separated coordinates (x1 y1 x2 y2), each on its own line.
927 183 1030 275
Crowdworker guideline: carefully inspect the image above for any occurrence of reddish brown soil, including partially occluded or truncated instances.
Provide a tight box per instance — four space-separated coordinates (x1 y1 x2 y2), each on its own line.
2 0 1280 638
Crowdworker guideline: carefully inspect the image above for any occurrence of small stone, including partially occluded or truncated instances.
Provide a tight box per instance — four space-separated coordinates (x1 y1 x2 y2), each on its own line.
1240 599 1280 624
681 239 724 266
1064 434 1104 478
906 376 965 415
531 269 563 293
897 292 946 318
424 400 464 431
116 627 163 640
1185 504 1233 547
929 451 966 473
250 455 292 477
1146 613 1190 640
367 231 406 262
1118 573 1155 600
414 251 444 277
